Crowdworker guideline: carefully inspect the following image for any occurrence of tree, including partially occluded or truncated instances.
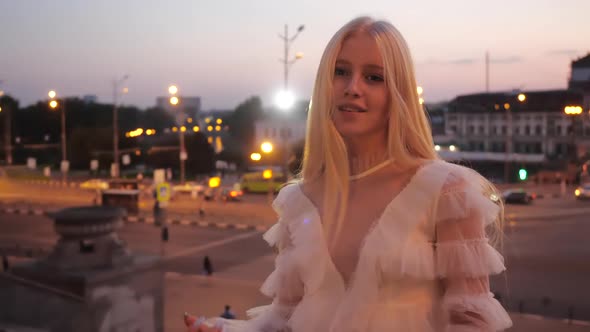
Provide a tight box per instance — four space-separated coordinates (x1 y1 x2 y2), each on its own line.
227 96 264 153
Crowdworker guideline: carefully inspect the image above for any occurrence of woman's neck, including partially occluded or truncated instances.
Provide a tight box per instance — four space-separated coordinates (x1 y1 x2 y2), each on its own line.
346 140 389 177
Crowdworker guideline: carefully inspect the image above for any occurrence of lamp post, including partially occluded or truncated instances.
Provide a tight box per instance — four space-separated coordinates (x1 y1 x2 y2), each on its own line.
48 90 67 182
564 105 583 161
501 93 527 184
169 85 186 184
112 75 129 178
0 82 12 165
279 24 305 90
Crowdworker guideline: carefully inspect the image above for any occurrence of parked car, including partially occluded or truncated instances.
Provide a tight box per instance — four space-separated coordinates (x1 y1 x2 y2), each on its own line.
502 189 535 205
574 184 590 200
79 179 109 191
204 183 243 202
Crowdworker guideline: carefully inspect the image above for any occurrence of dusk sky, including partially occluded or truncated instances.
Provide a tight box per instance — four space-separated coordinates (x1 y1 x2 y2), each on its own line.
1 0 589 111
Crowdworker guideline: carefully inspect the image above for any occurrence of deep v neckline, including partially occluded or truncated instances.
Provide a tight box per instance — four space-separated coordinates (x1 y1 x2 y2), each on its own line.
295 161 435 289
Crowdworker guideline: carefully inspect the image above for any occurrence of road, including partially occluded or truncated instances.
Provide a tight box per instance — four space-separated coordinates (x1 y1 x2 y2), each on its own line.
1 177 590 321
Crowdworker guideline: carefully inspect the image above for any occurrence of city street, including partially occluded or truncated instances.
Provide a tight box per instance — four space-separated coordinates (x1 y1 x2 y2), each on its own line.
2 176 590 327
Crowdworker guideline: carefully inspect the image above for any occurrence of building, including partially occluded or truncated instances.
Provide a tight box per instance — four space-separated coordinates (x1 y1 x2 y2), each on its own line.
568 53 590 110
444 90 588 157
155 96 201 123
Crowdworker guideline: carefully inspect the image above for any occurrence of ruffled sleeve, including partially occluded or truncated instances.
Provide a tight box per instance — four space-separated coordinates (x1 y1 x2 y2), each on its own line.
434 168 512 331
223 184 304 332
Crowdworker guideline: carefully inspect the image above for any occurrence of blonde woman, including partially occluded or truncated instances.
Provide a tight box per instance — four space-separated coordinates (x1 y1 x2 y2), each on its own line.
191 16 512 332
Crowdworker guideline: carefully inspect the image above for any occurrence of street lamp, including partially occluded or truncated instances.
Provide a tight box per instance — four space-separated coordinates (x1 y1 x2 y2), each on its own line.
250 152 262 161
112 74 129 178
261 142 273 154
276 24 304 111
169 85 186 184
564 105 583 161
0 81 12 164
48 90 67 182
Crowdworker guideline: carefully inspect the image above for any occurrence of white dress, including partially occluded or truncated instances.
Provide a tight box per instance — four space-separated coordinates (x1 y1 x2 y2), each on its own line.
222 160 512 332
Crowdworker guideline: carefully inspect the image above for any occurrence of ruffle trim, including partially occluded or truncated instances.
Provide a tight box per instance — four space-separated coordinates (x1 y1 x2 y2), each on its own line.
378 237 505 280
379 240 436 280
443 292 513 331
436 238 506 278
436 186 501 225
266 183 331 295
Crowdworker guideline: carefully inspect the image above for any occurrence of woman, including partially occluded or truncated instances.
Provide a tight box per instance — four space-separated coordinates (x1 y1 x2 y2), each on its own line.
191 16 512 332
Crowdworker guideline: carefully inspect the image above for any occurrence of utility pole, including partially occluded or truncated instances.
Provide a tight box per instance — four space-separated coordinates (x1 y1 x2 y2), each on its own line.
112 75 129 178
0 82 10 165
279 24 305 90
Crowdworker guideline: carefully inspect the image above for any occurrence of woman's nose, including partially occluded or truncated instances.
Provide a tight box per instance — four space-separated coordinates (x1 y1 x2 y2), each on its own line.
344 75 361 97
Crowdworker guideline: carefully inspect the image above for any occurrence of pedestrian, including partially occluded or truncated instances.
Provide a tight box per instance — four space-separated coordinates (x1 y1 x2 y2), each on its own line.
219 305 235 320
189 16 511 332
203 255 213 276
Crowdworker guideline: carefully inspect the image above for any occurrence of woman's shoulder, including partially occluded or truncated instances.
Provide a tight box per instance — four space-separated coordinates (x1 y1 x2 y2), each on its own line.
272 181 316 218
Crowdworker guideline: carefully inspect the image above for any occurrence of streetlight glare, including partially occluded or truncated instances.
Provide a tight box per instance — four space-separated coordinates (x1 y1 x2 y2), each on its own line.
49 100 58 109
417 86 423 95
564 106 583 115
261 142 273 153
250 153 262 161
518 93 526 102
295 52 304 60
168 85 178 95
48 90 56 99
180 126 186 132
193 126 200 132
275 90 295 111
170 96 179 105
216 118 222 124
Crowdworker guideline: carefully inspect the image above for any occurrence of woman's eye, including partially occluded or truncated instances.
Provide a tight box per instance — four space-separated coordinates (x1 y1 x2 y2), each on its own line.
366 74 384 82
334 67 348 76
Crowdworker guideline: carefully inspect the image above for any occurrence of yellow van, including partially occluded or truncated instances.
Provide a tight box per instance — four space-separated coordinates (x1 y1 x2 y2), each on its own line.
240 171 287 194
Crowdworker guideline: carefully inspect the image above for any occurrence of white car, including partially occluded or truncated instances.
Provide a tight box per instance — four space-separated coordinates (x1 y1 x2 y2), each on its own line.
574 184 590 200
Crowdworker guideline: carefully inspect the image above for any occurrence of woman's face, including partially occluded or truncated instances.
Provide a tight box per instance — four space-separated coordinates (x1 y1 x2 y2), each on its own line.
332 31 390 142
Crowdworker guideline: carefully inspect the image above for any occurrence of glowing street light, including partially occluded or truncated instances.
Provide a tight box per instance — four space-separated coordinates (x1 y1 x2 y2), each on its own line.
170 96 179 105
49 100 58 109
48 90 56 99
168 85 178 95
275 90 295 110
518 93 526 102
564 106 583 115
250 153 262 161
261 142 273 154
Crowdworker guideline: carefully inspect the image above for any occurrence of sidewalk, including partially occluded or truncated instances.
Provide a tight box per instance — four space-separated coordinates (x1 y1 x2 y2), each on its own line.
165 254 590 332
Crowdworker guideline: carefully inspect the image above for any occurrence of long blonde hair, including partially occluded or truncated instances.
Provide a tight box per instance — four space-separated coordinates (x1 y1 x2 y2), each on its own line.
299 16 504 248
300 17 437 241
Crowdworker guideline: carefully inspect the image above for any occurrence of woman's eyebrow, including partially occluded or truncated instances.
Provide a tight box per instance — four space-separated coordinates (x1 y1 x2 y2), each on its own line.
364 64 384 71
